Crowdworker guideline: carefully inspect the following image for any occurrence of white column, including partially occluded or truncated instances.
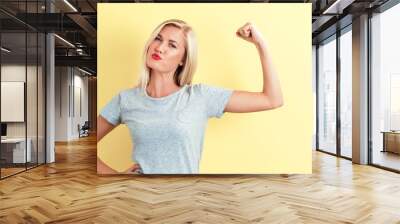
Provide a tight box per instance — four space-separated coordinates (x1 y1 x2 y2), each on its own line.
46 33 55 163
45 1 55 163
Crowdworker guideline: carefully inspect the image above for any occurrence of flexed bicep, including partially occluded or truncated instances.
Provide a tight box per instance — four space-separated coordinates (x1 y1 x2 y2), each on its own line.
224 90 283 113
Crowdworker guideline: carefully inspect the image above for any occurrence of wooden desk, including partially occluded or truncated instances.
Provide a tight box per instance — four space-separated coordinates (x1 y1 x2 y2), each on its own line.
1 138 32 163
381 131 400 154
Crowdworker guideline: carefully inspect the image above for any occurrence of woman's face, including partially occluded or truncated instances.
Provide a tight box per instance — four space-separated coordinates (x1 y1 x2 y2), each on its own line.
146 25 186 74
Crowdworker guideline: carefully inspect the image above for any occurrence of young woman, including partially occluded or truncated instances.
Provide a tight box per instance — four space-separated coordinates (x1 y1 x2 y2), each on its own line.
97 19 283 174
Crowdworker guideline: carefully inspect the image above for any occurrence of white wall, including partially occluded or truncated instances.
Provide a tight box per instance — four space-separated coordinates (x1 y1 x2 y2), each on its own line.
55 67 89 141
1 65 38 137
55 67 68 141
73 73 89 138
1 65 26 134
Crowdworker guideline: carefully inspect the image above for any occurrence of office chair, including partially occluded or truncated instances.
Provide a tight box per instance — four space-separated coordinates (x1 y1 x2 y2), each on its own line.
79 121 90 138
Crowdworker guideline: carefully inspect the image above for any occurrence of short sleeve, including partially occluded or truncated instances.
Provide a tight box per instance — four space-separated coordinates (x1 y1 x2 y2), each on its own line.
99 94 122 125
198 84 234 118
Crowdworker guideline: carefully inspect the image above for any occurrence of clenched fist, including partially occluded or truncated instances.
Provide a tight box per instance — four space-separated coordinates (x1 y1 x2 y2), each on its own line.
236 22 265 47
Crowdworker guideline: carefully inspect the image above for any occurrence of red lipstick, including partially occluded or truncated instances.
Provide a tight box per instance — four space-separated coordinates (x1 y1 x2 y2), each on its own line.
151 53 161 60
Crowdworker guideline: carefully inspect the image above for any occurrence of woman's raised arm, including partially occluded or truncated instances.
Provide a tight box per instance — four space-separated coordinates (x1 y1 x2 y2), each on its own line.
224 22 283 113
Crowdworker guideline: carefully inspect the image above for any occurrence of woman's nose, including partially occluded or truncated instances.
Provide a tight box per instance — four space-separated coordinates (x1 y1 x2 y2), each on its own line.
155 42 167 53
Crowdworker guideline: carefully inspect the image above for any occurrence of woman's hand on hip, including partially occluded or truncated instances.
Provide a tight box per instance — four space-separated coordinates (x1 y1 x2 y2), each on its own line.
123 163 142 174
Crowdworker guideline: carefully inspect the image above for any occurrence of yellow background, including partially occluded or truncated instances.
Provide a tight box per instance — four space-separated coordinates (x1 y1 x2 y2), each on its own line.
97 3 312 174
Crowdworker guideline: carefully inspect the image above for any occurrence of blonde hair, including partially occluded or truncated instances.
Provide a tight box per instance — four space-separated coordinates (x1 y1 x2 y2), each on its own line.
138 19 198 89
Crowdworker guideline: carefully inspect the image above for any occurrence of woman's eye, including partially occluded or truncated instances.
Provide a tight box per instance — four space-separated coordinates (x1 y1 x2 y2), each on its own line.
155 36 161 41
169 44 177 48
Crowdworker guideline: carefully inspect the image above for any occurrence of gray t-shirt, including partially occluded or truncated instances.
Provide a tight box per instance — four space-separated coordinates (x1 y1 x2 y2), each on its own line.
100 83 233 174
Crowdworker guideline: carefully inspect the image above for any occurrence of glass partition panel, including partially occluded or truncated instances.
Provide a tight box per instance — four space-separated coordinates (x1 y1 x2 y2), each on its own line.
339 28 352 158
38 32 45 165
371 4 400 171
27 30 38 169
317 36 337 154
1 30 27 177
